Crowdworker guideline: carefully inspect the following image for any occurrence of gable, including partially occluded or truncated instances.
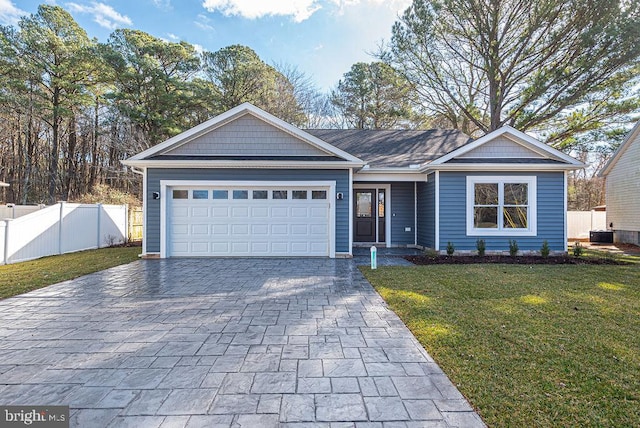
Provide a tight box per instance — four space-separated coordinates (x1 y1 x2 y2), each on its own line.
426 125 583 170
161 113 332 157
457 135 545 159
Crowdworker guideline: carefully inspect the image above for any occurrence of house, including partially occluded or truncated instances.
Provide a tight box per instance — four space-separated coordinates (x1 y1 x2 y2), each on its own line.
122 103 583 258
599 121 640 246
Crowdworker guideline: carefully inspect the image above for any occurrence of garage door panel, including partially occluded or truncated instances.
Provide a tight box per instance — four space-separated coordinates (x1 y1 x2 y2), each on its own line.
310 224 328 235
251 224 269 235
271 242 289 253
290 207 308 217
212 207 229 217
232 224 249 235
291 224 308 235
310 207 327 217
232 207 249 217
271 224 288 235
191 207 209 217
271 207 288 217
191 242 209 253
231 242 250 253
169 185 330 257
251 207 269 217
173 224 189 235
251 242 269 252
212 242 229 253
173 207 189 217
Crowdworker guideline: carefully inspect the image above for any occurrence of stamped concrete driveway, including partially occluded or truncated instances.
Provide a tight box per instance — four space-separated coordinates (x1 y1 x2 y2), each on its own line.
0 259 484 427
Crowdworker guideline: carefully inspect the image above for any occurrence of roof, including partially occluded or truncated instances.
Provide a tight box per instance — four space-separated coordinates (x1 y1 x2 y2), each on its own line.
599 120 640 177
306 129 473 168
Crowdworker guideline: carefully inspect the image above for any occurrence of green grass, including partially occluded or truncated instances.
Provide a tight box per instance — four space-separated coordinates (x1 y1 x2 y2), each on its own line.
362 260 640 427
0 246 141 299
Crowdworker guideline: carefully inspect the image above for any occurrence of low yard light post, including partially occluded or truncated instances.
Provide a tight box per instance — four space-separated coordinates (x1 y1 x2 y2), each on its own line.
370 245 377 269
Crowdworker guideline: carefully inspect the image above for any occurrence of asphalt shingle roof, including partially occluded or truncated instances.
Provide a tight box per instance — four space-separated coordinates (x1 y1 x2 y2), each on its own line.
306 129 473 168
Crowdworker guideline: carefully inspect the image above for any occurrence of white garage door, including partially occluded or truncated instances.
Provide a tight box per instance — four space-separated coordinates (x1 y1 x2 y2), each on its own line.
168 186 331 257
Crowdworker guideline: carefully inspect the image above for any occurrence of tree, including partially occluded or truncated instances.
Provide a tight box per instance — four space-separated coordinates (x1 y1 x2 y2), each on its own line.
330 62 423 129
11 5 99 203
387 0 640 143
202 45 306 124
104 29 203 149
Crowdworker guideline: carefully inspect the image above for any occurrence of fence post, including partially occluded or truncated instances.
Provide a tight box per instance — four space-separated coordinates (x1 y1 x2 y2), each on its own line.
124 204 129 244
58 201 65 255
97 203 102 248
3 219 9 265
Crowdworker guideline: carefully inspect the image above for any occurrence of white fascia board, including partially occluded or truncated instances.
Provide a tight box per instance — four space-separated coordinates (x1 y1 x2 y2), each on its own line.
423 163 584 172
599 120 640 177
121 159 364 169
428 126 583 166
127 103 364 164
354 168 427 182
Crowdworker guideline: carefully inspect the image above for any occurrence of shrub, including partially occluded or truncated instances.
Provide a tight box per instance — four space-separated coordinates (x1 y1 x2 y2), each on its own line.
446 241 455 255
509 239 519 257
573 241 584 257
540 240 550 258
476 239 486 256
424 248 439 258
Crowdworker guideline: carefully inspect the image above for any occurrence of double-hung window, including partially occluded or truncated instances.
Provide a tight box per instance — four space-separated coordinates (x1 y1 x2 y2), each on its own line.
466 176 536 236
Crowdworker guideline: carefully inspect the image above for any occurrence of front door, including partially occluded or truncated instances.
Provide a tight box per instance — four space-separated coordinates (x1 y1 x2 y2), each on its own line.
354 189 376 242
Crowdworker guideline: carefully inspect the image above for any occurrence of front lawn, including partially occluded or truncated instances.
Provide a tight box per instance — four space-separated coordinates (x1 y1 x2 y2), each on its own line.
362 261 640 427
0 246 141 299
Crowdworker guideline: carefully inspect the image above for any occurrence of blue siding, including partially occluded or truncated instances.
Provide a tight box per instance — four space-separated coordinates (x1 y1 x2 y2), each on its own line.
417 174 435 248
146 168 350 254
438 171 565 251
390 182 416 246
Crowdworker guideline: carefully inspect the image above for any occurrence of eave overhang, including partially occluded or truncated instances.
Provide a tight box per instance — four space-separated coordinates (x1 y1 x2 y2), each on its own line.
121 159 365 169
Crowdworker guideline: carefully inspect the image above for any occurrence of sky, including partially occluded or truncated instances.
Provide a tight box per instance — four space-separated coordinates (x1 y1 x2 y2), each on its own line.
3 0 412 91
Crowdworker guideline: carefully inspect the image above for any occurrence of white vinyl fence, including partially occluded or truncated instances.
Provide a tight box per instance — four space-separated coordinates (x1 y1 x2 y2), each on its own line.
0 204 45 219
567 210 607 240
0 202 127 265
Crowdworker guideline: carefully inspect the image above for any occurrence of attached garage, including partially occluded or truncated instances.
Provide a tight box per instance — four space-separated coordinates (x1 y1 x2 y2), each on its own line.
163 182 334 257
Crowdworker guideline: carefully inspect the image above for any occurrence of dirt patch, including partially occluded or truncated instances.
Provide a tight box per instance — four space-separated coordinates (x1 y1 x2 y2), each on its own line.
405 255 629 265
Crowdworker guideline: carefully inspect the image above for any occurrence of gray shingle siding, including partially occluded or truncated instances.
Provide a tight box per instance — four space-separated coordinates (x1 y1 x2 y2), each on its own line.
145 168 350 254
417 175 435 248
390 182 416 246
438 171 565 251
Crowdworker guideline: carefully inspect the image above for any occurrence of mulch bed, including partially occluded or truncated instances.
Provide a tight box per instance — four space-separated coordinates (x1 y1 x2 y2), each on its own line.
405 255 629 265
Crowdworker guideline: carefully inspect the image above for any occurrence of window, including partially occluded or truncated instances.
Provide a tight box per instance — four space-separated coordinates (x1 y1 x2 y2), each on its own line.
272 190 288 200
212 190 228 200
292 190 307 200
192 190 208 199
466 176 536 236
233 190 248 199
312 190 327 200
172 190 188 199
252 190 268 199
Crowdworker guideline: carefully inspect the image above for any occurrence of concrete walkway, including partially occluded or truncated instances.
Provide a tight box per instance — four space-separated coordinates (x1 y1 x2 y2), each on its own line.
0 259 483 427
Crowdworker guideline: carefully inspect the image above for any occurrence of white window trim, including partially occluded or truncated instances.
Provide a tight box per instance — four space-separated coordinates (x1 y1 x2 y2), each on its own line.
353 183 391 248
160 180 336 259
466 176 537 237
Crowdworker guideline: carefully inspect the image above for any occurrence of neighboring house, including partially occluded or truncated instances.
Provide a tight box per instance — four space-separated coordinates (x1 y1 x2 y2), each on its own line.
599 121 640 246
122 103 583 258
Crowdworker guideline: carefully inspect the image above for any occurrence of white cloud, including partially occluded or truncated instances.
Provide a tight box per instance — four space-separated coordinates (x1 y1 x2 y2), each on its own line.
200 0 411 23
66 2 132 30
151 0 172 10
202 0 321 23
0 0 26 25
194 20 214 31
167 32 179 40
